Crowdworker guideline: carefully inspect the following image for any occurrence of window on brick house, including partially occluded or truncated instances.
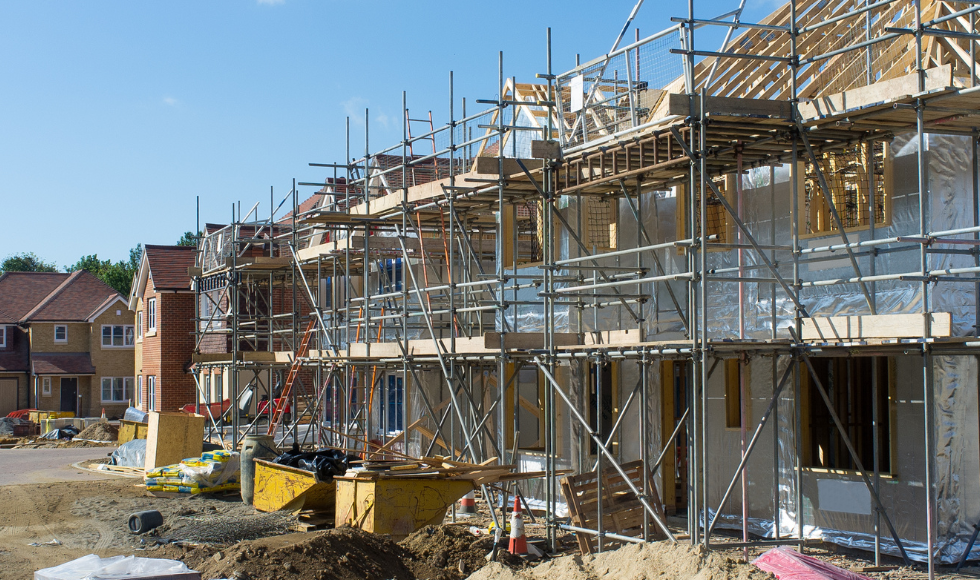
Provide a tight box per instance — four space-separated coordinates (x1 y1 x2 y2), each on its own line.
54 325 67 343
42 377 51 396
101 377 133 403
212 373 221 403
136 376 143 407
803 357 893 472
137 310 143 339
102 325 135 347
147 299 157 332
148 376 157 411
0 325 5 348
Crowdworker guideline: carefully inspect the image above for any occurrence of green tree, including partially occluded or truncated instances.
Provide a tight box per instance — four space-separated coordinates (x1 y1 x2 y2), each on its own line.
176 231 200 247
66 244 142 296
1 252 58 273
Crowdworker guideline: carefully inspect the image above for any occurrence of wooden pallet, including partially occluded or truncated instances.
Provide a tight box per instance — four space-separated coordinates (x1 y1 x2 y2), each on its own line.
293 510 333 532
560 460 667 555
98 464 146 476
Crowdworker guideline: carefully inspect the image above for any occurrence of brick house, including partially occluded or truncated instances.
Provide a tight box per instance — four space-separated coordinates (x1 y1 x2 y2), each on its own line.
128 245 197 413
0 270 135 417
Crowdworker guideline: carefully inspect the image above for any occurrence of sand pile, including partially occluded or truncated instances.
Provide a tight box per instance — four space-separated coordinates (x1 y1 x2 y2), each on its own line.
75 421 119 441
467 541 774 580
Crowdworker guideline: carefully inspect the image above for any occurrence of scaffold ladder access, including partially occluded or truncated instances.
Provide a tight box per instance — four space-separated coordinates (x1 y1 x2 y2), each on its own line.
267 317 318 436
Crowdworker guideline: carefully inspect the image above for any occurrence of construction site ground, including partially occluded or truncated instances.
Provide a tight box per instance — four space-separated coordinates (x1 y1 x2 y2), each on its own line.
0 449 977 580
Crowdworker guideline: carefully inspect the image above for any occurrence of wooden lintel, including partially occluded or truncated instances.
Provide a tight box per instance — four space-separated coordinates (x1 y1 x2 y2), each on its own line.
801 313 952 341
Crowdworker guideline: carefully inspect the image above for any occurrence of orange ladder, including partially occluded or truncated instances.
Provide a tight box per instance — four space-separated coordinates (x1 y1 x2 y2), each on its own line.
267 318 318 435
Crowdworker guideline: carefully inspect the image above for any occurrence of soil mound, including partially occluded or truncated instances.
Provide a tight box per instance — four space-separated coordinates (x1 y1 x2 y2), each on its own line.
400 524 500 579
466 541 774 580
75 421 119 441
180 528 417 580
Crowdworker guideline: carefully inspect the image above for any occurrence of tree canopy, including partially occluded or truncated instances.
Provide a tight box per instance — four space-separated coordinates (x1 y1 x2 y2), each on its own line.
65 243 141 296
176 231 200 247
4 231 192 296
0 252 58 273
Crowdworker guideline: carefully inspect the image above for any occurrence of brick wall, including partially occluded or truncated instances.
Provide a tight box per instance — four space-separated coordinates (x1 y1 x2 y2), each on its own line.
198 281 314 354
29 322 90 352
137 281 196 413
89 302 135 417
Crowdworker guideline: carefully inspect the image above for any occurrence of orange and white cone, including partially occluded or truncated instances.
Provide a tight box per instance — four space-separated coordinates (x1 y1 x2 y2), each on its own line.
508 495 527 555
459 491 477 515
101 408 106 420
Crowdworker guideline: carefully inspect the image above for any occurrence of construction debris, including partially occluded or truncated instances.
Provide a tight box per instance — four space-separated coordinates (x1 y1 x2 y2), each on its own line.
35 554 199 580
753 547 871 580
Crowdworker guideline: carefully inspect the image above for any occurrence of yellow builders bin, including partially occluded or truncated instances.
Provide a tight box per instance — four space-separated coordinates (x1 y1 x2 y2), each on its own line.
253 459 336 518
334 474 473 540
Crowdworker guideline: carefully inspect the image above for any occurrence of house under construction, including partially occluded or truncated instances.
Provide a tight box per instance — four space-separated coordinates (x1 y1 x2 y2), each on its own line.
186 0 980 576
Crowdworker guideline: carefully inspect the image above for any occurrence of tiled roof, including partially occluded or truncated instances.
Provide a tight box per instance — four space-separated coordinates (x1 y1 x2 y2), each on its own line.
0 272 70 323
279 193 325 222
31 353 97 375
21 270 122 322
145 245 196 291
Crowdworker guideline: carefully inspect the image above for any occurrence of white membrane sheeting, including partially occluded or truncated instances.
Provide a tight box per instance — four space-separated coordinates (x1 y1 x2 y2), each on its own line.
502 132 978 338
495 132 980 563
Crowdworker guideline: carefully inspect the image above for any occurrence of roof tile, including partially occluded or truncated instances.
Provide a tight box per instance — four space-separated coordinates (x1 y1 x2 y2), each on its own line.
144 245 196 291
22 271 122 322
0 272 70 323
31 353 96 375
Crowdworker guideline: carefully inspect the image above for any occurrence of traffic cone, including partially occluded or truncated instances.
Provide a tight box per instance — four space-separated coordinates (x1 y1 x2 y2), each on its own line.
508 495 527 555
459 490 477 515
100 408 106 420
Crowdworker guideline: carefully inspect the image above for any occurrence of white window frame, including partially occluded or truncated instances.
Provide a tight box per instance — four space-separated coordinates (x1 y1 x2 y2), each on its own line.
136 375 143 407
212 372 222 403
101 377 133 403
42 377 51 396
0 325 6 348
147 375 156 411
101 325 135 348
136 311 143 341
54 325 68 343
146 298 157 333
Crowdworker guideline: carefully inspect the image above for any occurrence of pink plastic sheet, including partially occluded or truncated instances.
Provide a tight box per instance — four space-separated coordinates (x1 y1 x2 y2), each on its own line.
753 547 872 580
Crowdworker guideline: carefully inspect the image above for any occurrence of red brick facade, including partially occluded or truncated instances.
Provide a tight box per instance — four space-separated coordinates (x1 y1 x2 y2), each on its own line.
136 284 196 413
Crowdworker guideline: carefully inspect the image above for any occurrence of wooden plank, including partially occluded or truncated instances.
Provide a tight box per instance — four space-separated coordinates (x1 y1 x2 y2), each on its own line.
667 94 792 118
799 66 963 122
483 332 582 349
801 313 952 341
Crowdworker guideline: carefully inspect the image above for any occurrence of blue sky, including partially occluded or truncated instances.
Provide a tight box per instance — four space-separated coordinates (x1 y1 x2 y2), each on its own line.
0 0 772 268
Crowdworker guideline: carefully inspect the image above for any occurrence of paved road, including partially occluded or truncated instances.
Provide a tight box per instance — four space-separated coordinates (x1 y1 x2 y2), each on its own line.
0 447 117 485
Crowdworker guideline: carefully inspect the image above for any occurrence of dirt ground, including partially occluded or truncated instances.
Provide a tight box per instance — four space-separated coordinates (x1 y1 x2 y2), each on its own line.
0 474 979 580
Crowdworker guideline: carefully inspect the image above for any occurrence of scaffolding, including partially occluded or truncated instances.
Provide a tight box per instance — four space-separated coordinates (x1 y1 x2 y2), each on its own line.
188 1 980 577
